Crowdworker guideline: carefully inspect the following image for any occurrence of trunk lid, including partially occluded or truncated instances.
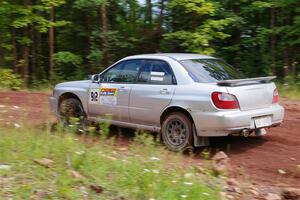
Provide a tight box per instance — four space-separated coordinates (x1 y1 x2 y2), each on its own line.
218 77 276 111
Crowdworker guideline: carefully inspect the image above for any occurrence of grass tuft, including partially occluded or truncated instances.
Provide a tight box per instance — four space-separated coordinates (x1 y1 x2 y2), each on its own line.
0 124 222 199
277 83 300 100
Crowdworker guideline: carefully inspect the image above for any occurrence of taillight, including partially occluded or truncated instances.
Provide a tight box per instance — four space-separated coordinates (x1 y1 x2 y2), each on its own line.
272 88 279 104
211 92 240 109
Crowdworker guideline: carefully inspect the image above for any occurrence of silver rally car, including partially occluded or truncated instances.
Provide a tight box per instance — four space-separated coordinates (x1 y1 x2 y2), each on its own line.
49 53 284 151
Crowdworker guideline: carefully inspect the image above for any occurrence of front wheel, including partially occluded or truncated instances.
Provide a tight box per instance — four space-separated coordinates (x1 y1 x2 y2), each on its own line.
59 98 88 131
161 112 193 151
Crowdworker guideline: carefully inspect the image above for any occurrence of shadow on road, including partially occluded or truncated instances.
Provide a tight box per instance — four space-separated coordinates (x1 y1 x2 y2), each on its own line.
194 136 268 156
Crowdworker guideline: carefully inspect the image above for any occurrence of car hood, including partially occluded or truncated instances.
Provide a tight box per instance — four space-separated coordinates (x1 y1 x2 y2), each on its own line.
55 80 92 88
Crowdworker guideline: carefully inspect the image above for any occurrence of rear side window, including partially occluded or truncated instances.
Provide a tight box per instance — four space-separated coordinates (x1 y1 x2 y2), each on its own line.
180 59 245 83
137 60 175 85
101 60 143 83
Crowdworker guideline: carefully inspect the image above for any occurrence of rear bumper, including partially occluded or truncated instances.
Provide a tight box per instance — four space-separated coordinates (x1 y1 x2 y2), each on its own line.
191 104 284 137
49 97 58 114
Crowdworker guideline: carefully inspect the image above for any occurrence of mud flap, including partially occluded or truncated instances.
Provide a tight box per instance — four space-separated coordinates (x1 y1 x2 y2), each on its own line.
193 124 210 147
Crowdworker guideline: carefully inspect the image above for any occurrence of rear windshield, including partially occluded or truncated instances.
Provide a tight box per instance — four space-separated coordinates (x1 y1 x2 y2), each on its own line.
180 59 245 83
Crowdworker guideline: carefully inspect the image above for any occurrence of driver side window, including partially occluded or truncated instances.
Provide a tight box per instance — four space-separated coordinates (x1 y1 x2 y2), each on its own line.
101 60 143 83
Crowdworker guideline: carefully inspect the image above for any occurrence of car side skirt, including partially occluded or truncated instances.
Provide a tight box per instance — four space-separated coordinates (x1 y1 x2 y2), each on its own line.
88 117 161 132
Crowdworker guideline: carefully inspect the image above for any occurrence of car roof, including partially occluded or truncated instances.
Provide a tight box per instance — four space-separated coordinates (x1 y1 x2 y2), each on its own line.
123 53 216 61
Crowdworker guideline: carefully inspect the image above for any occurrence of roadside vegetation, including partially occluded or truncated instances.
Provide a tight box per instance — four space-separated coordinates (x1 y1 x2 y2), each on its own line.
277 83 300 100
0 69 23 91
0 121 222 200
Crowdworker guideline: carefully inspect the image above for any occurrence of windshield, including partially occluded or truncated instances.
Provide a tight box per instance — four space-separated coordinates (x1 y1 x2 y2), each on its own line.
180 59 245 83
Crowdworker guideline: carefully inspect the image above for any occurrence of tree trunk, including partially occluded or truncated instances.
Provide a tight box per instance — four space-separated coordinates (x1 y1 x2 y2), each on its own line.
30 0 38 81
100 4 108 33
283 43 289 79
48 6 55 80
270 7 276 76
145 0 152 24
22 0 30 87
129 0 136 24
99 3 108 68
291 48 298 81
283 6 293 80
22 28 29 88
158 0 165 30
232 4 241 68
31 27 37 81
11 26 18 73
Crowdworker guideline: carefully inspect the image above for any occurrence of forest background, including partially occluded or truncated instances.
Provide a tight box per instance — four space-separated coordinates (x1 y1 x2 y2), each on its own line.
0 0 299 89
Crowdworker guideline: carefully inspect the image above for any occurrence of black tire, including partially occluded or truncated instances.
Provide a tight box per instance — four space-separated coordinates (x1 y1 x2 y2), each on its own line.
59 98 88 131
161 112 193 151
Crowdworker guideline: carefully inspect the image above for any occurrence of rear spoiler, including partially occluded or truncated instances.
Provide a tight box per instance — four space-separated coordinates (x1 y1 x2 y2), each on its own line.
217 76 276 87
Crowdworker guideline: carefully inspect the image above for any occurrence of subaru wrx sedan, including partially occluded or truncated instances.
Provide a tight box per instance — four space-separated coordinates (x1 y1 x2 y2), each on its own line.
49 53 284 151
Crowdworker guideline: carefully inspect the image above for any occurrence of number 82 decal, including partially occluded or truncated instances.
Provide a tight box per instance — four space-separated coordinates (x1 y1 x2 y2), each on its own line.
89 89 99 103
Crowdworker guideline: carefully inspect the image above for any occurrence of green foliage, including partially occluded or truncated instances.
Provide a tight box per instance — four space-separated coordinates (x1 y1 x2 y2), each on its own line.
98 114 112 138
30 79 53 91
0 69 22 90
53 51 83 81
12 1 69 33
1 0 300 88
134 129 156 147
297 165 300 172
0 124 221 199
164 18 233 54
54 51 82 66
163 0 234 54
41 0 66 8
168 0 216 16
277 83 300 100
74 0 105 9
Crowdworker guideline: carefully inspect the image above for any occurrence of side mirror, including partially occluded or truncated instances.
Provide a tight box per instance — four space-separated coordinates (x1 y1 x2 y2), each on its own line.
89 74 100 83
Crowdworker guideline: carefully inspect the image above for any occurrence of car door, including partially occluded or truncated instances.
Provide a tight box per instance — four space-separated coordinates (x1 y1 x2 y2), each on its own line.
88 59 143 122
129 59 176 126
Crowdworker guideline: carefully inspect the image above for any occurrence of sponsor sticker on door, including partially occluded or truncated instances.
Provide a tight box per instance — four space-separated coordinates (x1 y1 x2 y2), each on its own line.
89 88 118 105
99 88 118 105
100 88 118 96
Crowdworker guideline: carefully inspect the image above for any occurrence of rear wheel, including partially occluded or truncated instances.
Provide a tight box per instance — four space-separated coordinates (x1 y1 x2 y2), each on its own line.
161 112 193 151
59 98 87 131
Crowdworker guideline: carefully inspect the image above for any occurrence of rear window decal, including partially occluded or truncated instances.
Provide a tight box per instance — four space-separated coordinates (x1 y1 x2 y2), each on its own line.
151 72 165 76
151 76 164 81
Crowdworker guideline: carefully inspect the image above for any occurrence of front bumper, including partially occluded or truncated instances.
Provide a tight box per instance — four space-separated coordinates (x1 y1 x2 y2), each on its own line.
49 96 58 114
192 104 284 137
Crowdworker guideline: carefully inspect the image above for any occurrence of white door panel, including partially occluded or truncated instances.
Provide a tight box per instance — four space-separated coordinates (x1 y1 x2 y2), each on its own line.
88 83 132 122
88 59 143 122
129 59 177 126
129 85 175 126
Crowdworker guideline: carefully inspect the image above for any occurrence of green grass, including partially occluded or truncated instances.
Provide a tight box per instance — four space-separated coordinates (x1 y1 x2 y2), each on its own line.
0 124 221 200
277 83 300 100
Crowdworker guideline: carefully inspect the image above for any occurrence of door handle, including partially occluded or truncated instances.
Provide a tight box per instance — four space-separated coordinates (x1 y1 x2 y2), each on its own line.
118 86 127 92
160 88 170 94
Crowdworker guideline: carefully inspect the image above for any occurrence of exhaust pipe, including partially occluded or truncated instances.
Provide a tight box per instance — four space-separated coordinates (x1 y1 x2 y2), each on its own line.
255 128 266 136
240 129 250 137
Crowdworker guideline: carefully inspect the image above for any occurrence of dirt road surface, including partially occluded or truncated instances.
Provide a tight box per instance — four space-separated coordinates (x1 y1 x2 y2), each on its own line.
0 91 299 188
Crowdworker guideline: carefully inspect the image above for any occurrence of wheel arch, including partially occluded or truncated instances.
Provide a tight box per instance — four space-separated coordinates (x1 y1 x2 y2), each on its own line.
160 106 209 148
58 92 86 115
160 106 194 125
59 92 81 105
